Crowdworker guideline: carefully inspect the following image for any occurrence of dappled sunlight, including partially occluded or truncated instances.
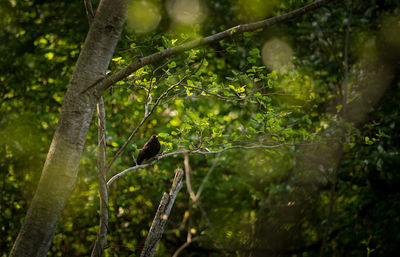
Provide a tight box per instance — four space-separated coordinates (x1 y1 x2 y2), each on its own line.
0 117 46 159
167 22 203 40
127 0 161 34
166 0 208 25
347 56 391 124
381 14 400 48
262 38 293 74
345 15 399 125
268 68 318 110
278 70 316 101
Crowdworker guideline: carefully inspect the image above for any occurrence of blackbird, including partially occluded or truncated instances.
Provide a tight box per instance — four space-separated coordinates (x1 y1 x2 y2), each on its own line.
136 134 161 165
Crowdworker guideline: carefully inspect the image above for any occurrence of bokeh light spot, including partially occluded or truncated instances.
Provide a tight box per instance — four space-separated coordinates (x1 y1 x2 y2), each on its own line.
167 0 208 25
127 0 161 34
262 38 293 74
235 0 277 22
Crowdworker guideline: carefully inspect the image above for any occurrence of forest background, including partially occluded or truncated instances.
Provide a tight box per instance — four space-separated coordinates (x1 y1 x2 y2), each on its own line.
1 0 400 256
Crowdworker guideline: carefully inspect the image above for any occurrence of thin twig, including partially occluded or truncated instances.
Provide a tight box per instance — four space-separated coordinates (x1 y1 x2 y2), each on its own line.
170 153 202 257
183 152 196 202
179 152 225 255
172 237 200 257
143 61 172 117
195 153 220 200
91 97 109 257
168 170 206 234
144 62 166 117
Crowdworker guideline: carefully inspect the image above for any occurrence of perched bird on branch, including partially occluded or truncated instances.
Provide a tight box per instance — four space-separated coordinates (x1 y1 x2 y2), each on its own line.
136 134 161 165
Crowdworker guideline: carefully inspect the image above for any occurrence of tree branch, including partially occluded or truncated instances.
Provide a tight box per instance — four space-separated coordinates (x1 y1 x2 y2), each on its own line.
84 0 95 25
183 152 196 202
106 143 287 187
140 168 185 257
195 153 219 200
170 152 206 257
172 237 200 257
177 152 224 256
91 97 109 257
144 61 170 117
167 154 219 238
92 0 333 96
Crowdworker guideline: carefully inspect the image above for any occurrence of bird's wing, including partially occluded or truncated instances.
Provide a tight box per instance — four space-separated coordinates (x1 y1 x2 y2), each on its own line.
136 140 151 165
136 150 145 165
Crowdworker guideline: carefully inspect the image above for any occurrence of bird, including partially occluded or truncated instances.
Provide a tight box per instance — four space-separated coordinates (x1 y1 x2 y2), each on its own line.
136 134 161 165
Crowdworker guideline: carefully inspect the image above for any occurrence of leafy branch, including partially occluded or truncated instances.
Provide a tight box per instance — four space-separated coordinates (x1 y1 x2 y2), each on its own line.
90 0 333 96
105 62 203 171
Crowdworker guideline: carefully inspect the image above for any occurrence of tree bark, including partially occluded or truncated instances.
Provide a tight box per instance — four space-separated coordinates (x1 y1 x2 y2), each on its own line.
140 169 184 257
9 0 126 256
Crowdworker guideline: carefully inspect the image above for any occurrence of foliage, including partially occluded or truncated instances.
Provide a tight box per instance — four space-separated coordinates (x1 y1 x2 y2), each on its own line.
1 0 400 256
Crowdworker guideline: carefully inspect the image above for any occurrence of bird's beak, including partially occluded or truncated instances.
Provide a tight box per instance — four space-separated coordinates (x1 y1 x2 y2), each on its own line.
155 135 159 138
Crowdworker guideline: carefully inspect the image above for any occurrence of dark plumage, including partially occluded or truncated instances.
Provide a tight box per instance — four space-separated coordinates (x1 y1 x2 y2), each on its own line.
136 134 160 165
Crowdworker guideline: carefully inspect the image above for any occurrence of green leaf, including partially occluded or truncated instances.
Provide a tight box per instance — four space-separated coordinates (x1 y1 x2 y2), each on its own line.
112 57 122 62
168 61 176 68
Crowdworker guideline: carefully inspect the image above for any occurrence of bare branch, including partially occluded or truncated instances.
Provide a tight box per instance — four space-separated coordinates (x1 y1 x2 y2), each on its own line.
177 152 224 256
144 63 165 117
172 153 200 257
84 0 95 25
107 143 286 187
91 97 109 257
144 87 153 117
143 61 173 116
140 168 185 257
183 152 196 202
172 237 200 257
92 0 333 95
195 153 220 200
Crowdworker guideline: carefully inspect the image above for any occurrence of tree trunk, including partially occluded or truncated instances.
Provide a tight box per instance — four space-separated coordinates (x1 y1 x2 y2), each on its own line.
9 0 126 256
